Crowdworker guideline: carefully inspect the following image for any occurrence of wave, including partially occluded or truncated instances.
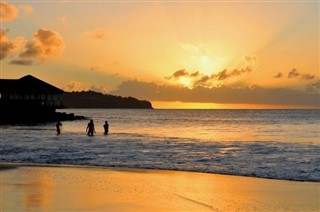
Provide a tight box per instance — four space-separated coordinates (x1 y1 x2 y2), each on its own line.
1 133 319 182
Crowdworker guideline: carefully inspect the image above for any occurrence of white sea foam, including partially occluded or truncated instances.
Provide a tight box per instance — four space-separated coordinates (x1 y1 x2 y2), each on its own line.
1 109 319 181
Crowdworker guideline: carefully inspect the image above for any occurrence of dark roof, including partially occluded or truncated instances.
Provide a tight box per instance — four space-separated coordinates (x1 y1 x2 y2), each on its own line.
0 75 64 94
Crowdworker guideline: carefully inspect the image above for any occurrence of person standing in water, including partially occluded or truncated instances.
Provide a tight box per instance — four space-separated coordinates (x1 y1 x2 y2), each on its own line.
86 119 95 136
56 121 62 135
103 121 109 135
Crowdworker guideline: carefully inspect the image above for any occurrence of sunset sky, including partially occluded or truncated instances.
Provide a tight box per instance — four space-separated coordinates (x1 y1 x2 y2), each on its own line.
1 1 319 108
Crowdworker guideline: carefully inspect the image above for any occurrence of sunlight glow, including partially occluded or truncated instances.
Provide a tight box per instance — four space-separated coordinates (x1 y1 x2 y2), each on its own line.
180 43 228 76
1 1 318 109
151 101 319 109
199 55 226 75
178 77 193 89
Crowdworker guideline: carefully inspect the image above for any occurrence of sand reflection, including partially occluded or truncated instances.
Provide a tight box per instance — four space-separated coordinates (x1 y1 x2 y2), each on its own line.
1 165 319 211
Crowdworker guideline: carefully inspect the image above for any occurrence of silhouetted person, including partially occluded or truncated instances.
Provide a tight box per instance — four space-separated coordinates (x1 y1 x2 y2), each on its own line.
56 121 62 135
86 119 95 136
104 121 109 135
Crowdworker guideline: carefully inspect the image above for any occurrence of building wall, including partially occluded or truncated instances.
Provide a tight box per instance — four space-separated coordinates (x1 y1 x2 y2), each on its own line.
0 93 63 107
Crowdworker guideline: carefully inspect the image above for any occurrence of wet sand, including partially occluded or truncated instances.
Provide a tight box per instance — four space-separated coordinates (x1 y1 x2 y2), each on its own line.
1 163 319 211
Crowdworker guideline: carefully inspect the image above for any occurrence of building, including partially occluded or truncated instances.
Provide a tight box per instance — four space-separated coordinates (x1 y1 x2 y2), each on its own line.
0 75 64 122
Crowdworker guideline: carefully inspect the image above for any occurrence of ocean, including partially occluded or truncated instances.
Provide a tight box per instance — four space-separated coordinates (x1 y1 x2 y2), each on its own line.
1 109 319 182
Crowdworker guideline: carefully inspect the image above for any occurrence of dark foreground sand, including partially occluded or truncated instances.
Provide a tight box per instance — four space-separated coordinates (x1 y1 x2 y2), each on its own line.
1 163 319 211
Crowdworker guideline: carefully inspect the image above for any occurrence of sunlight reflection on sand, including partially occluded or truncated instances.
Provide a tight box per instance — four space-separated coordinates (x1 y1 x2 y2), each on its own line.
1 163 319 211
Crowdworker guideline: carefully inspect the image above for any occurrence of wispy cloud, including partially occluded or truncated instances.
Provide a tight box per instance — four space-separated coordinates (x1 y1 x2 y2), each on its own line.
166 66 253 88
166 69 189 80
213 67 252 81
85 28 109 40
18 4 33 14
288 69 299 79
301 74 315 81
180 42 209 56
288 68 315 81
59 15 68 27
306 80 320 92
10 59 33 66
274 72 283 78
244 55 257 63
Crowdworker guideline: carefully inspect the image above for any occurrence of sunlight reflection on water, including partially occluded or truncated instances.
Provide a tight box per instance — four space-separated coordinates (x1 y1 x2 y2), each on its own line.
1 109 319 181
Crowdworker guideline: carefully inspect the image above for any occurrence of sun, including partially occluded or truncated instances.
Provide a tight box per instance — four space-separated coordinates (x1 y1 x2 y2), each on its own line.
199 55 228 75
180 43 228 76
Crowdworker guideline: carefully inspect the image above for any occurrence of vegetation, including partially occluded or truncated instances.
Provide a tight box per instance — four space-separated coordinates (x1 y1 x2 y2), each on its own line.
63 91 153 109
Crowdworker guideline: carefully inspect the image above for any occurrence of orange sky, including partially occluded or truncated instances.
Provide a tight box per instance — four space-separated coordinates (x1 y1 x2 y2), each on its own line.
1 1 319 108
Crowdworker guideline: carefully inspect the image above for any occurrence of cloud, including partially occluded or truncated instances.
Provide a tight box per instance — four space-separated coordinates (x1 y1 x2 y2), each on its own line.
110 80 319 107
244 55 257 63
167 66 253 88
9 59 33 66
0 2 32 22
196 75 210 84
306 80 320 92
213 67 252 81
301 74 315 81
1 28 64 65
181 42 208 56
288 69 299 79
0 29 26 60
0 2 64 65
63 81 85 92
0 29 16 60
89 85 109 94
19 4 33 14
190 71 200 77
19 28 65 62
59 15 68 26
274 72 283 78
86 28 109 40
166 69 189 80
90 67 97 71
0 1 18 22
288 68 315 81
63 82 109 93
0 2 64 66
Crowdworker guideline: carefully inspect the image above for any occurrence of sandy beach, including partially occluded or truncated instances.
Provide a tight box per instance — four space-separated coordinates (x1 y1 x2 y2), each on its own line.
1 163 319 211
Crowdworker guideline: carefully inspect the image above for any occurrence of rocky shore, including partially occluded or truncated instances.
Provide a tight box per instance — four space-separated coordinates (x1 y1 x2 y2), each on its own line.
0 111 85 125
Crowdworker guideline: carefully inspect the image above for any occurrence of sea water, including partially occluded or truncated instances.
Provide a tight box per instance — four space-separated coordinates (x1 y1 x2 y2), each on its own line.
1 109 319 182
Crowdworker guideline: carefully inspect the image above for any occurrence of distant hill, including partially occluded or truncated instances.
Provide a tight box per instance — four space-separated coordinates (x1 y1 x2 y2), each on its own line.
63 91 153 109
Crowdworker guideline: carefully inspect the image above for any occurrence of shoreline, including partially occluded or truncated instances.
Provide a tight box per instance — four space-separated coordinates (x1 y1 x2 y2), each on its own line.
1 162 319 211
1 162 318 183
